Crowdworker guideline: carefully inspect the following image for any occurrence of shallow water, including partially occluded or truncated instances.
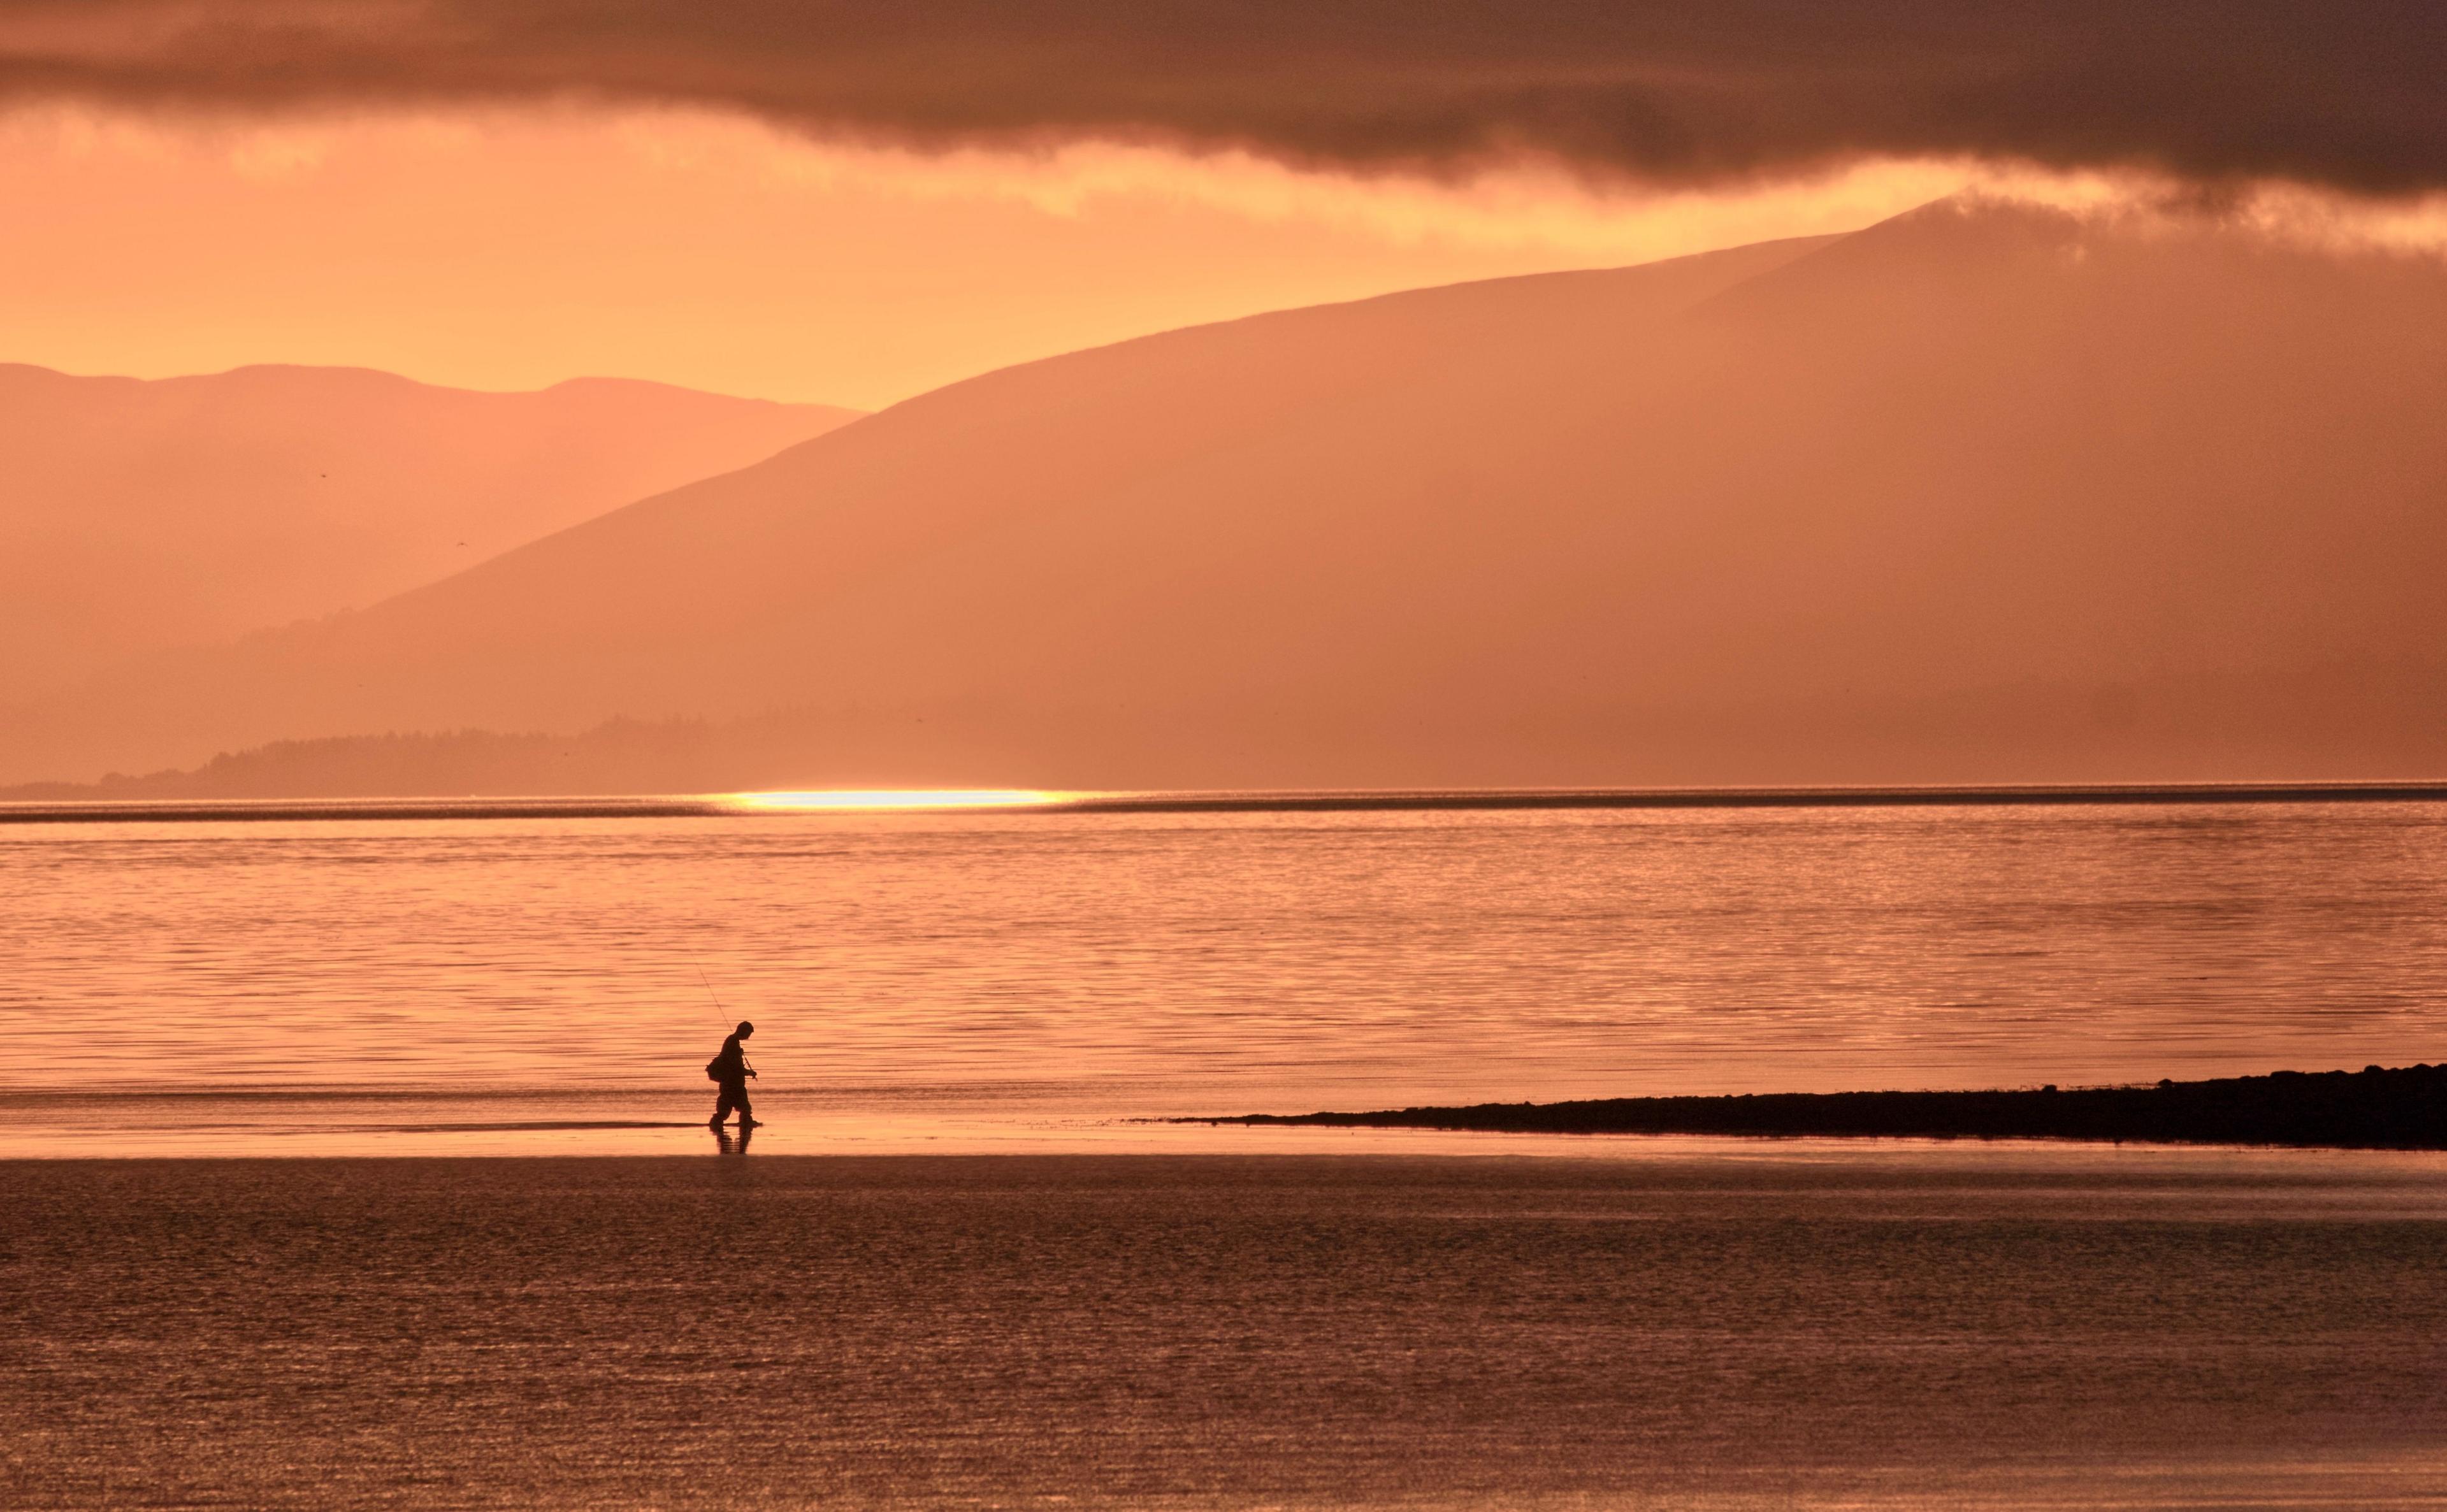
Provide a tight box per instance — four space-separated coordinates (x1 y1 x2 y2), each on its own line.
6 802 2447 1151
6 1149 2446 1511
10 801 2447 1508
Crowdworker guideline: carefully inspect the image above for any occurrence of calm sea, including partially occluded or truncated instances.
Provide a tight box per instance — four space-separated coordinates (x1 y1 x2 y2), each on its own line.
4 799 2447 1151
8 799 2447 1508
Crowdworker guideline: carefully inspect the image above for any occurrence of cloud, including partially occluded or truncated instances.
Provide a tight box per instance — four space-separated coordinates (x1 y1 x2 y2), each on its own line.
0 1 2441 194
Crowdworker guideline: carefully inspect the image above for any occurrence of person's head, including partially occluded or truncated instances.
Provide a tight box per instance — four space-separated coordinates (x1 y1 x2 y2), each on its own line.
736 1021 755 1039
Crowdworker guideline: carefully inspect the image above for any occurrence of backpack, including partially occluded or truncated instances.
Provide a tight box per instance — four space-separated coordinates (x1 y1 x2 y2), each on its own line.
707 1057 724 1083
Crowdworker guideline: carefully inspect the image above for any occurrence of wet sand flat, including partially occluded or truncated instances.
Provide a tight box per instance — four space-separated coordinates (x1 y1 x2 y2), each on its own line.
7 1151 2447 1509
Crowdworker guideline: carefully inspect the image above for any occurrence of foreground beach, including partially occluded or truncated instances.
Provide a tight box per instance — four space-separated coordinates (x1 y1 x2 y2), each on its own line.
1207 1062 2447 1148
7 1150 2446 1509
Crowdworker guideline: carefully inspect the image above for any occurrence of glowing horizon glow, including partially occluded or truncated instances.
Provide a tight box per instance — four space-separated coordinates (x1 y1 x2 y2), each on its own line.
723 789 1071 812
0 102 1970 407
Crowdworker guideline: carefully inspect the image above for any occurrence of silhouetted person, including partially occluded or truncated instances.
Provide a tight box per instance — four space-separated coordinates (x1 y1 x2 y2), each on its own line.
707 1020 758 1130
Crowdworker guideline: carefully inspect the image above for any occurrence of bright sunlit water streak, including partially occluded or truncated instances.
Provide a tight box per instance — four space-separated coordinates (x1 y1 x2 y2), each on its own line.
724 788 1069 810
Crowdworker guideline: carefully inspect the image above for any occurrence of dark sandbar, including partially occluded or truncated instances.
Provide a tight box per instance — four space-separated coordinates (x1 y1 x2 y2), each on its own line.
1199 1063 2447 1148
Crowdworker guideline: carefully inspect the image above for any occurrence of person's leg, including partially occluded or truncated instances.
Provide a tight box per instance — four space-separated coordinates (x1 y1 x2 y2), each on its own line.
710 1084 737 1127
737 1083 756 1127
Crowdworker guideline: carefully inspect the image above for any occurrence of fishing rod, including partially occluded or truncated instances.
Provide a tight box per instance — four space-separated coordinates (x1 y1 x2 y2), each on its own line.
694 966 728 1025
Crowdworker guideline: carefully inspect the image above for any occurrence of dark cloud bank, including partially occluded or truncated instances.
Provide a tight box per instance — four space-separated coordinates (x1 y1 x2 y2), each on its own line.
1 1 2441 192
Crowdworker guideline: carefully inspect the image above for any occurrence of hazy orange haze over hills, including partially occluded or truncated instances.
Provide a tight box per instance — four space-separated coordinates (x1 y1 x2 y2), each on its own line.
11 198 2447 791
0 364 856 702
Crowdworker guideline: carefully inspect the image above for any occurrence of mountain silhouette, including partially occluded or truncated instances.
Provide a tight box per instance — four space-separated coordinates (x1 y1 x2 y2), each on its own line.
0 363 857 704
10 199 2447 791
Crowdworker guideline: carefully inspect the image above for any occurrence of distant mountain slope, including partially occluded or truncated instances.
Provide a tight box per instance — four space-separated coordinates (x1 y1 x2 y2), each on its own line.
11 202 2447 791
0 364 858 702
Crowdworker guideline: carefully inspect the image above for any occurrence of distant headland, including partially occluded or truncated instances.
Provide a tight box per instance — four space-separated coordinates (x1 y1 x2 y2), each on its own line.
1197 1063 2447 1149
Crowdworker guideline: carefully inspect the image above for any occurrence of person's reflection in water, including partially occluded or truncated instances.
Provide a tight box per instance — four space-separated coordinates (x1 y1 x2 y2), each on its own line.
713 1121 753 1155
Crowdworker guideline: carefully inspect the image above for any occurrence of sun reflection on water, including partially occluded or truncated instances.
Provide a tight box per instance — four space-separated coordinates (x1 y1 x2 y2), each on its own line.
722 789 1071 812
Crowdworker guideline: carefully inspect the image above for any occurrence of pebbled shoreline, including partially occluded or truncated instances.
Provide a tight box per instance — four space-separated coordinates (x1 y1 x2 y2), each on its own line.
1195 1063 2447 1149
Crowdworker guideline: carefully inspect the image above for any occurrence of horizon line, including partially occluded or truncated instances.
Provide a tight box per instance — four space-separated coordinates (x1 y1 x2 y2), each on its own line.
6 779 2447 824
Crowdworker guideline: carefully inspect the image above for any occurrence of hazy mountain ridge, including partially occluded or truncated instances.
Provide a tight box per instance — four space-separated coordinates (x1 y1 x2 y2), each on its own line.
0 362 860 703
11 199 2447 791
15 656 2447 801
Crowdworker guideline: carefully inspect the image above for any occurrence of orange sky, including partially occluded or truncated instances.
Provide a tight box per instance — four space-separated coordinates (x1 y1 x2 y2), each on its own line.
4 0 2437 408
0 104 1968 407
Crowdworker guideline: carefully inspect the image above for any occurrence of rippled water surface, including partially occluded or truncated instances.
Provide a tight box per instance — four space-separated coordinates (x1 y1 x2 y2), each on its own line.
7 802 2447 1130
7 1149 2447 1511
10 802 2447 1509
